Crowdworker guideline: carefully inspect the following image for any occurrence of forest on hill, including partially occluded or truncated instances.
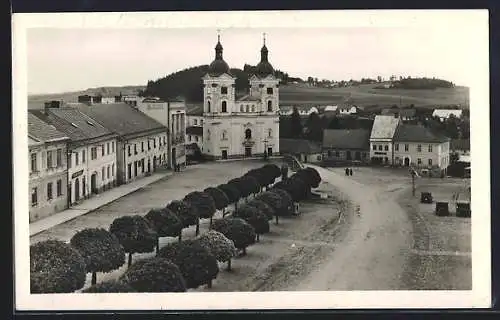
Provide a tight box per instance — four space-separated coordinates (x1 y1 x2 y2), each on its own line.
142 64 296 102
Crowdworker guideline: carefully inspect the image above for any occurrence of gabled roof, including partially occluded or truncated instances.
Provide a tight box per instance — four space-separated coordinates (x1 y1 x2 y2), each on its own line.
322 129 370 150
30 108 115 142
76 103 166 137
432 109 463 118
280 138 322 154
186 104 203 116
370 115 400 140
393 124 450 143
186 126 203 135
28 112 69 142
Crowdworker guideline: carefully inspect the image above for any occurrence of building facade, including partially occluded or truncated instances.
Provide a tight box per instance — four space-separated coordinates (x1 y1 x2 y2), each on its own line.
369 115 401 165
28 113 69 222
201 34 280 160
322 129 371 164
77 103 168 184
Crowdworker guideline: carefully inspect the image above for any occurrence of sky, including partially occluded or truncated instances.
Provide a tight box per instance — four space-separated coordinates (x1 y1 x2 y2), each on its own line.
25 12 484 95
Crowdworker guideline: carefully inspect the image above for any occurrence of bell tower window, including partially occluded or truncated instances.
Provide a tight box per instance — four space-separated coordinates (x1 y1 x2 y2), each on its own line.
245 128 252 139
267 100 273 112
207 101 211 113
267 87 273 94
221 101 227 113
221 86 228 94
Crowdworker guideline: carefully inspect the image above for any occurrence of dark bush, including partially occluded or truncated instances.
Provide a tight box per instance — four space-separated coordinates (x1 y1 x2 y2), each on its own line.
120 257 187 292
247 199 275 220
158 240 219 289
274 176 310 202
145 208 184 251
109 215 157 267
295 167 322 188
240 175 261 195
70 228 126 285
212 218 256 255
184 191 217 224
234 205 270 241
30 240 86 293
204 187 230 212
217 183 242 207
167 200 199 228
262 163 282 180
82 280 136 293
228 177 251 199
244 168 267 190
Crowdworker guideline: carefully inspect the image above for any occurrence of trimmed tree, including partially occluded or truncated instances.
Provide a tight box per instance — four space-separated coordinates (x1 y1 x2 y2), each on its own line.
166 200 199 230
195 230 237 271
217 183 242 212
262 163 282 187
212 218 256 256
82 280 136 293
295 167 322 188
144 208 184 253
70 228 126 286
109 215 157 268
120 257 187 292
234 205 270 242
255 191 285 224
30 240 86 293
184 191 217 230
228 177 251 201
204 187 230 215
274 176 310 203
240 175 261 197
244 168 267 191
247 199 275 221
269 189 294 218
158 240 219 289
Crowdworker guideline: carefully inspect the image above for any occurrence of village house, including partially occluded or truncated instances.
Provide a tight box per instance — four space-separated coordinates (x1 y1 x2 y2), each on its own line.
392 124 451 173
186 104 204 150
135 97 187 169
432 108 463 122
122 95 141 107
30 107 119 206
28 113 70 222
279 105 319 116
381 107 417 121
279 138 322 164
369 115 401 165
77 103 168 185
338 105 359 115
322 129 371 164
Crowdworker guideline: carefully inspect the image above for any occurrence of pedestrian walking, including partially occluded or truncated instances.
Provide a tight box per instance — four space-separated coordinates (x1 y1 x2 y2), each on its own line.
345 168 349 176
349 168 353 176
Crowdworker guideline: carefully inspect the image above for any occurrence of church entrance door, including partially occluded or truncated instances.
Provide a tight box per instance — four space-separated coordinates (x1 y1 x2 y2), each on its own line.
245 147 252 157
221 150 228 160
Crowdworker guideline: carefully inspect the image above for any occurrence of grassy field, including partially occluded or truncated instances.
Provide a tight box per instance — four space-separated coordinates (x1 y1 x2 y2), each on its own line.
28 83 469 110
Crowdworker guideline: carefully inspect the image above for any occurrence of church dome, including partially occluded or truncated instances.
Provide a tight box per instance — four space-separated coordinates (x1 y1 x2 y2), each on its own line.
208 38 231 77
255 42 274 77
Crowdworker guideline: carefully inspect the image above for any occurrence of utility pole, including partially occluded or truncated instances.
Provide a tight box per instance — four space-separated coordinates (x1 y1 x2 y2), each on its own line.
411 171 416 196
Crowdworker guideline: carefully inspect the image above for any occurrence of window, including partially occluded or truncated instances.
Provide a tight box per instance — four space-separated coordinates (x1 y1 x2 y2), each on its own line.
101 145 105 156
222 130 227 140
372 145 376 151
335 151 340 157
112 164 115 177
246 105 249 112
201 120 204 125
81 149 86 163
91 147 97 160
207 130 211 140
75 152 79 166
189 135 192 141
417 144 422 152
378 145 382 151
417 158 422 165
107 166 110 179
221 101 227 113
128 145 131 156
394 144 399 151
268 129 272 138
134 144 137 155
102 167 105 181
245 128 252 139
47 182 53 200
31 153 37 172
68 153 72 169
428 159 433 166
267 101 273 112
163 137 166 145
267 87 273 94
251 106 255 112
112 141 115 153
107 142 110 155
56 149 62 167
47 150 53 168
207 101 211 113
221 86 228 94
153 138 156 148
194 119 197 125
327 150 332 157
31 187 37 207
56 179 62 196
384 145 389 151
405 144 409 151
240 105 244 112
195 136 199 142
148 140 151 150
428 145 433 152
142 142 145 152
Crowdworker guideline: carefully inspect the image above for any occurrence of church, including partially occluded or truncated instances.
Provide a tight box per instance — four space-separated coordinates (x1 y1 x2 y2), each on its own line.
201 34 280 160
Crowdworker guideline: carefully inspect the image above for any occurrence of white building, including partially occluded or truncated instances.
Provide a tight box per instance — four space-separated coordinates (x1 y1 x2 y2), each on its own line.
30 107 119 205
136 97 187 169
338 105 358 115
324 105 338 112
28 113 70 222
77 103 168 184
432 109 463 122
369 115 401 165
200 34 279 160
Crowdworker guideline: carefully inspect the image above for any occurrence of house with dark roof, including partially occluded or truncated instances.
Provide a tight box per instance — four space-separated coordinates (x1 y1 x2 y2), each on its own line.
381 108 416 121
279 138 323 164
28 112 70 222
451 138 470 155
393 124 451 172
30 107 119 205
322 129 371 164
76 103 168 185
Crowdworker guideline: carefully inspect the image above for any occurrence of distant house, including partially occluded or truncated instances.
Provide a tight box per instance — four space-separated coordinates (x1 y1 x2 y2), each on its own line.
338 105 358 115
451 139 470 155
432 109 463 122
279 106 319 116
186 126 203 149
381 108 416 121
324 105 338 112
369 115 401 165
279 138 322 164
322 129 371 164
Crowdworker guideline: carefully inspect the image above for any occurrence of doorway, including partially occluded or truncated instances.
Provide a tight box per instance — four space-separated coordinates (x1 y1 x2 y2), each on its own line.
74 178 80 202
245 147 252 157
153 156 157 171
128 163 132 180
134 161 138 177
148 159 151 172
221 150 228 159
91 173 97 194
82 176 86 198
346 151 352 160
404 157 410 166
267 147 273 156
355 151 361 161
172 148 176 168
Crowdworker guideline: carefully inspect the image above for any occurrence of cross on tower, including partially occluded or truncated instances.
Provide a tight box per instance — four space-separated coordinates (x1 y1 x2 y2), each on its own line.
263 32 266 45
217 29 221 42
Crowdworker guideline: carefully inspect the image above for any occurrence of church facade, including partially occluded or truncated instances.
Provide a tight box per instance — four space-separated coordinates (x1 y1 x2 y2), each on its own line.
201 35 280 160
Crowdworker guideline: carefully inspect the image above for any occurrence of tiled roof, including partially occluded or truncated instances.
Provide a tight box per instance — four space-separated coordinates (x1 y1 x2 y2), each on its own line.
451 139 470 151
186 104 203 116
236 95 260 102
381 108 416 118
393 124 450 143
76 103 166 137
30 108 115 142
370 115 400 140
280 138 322 154
186 126 203 135
322 129 370 150
27 112 69 142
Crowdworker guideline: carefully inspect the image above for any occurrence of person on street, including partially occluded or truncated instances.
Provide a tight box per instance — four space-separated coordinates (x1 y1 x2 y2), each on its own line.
349 168 353 176
345 168 349 176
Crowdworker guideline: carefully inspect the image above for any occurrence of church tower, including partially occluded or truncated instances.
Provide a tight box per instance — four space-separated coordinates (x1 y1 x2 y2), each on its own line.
202 33 236 116
249 33 280 113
